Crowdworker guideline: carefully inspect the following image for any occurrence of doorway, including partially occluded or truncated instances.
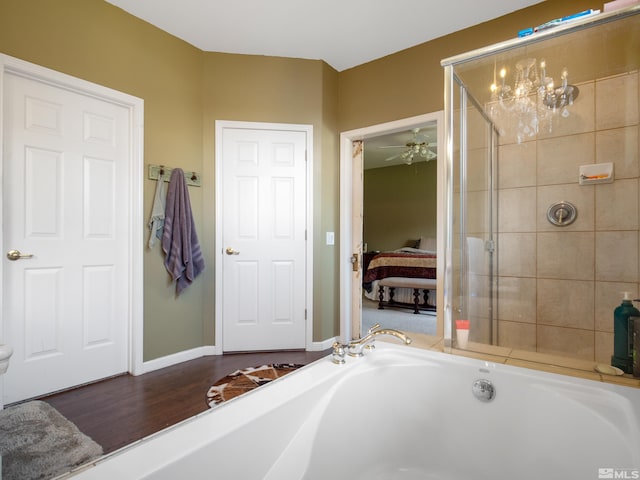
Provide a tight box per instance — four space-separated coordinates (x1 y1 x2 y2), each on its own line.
0 54 144 406
339 112 445 342
215 121 313 352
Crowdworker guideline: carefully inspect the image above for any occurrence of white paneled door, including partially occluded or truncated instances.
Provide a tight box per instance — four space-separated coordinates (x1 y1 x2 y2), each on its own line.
2 67 132 404
218 124 309 352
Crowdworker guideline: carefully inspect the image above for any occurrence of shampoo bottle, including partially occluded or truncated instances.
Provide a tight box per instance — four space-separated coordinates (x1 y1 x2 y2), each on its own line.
612 292 639 374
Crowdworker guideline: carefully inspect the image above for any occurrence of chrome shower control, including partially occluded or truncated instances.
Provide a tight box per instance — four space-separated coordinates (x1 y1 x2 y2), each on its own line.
472 379 495 402
547 201 577 226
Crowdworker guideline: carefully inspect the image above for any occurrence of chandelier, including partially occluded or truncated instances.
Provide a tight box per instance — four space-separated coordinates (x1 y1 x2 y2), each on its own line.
488 58 579 143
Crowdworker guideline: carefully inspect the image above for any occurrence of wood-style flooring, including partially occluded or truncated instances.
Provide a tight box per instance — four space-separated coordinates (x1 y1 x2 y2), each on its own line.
37 349 330 455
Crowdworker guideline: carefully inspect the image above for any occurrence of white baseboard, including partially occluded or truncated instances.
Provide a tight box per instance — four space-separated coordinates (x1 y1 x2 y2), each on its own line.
139 339 334 375
309 337 337 351
140 345 219 375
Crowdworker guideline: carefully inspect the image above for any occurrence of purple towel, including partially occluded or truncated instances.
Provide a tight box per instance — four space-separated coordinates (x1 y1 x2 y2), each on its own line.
162 168 205 294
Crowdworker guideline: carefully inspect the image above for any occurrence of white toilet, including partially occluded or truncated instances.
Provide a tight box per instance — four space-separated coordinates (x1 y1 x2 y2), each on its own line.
0 344 13 374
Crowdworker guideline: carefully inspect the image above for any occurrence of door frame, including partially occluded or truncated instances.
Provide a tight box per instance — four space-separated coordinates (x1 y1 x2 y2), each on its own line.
214 120 314 351
339 112 445 343
0 54 145 401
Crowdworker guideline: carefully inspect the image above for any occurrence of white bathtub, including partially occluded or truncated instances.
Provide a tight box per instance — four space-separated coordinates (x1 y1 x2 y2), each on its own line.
69 343 640 480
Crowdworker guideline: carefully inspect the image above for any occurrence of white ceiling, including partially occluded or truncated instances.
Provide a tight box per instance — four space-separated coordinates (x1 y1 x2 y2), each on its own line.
105 0 544 72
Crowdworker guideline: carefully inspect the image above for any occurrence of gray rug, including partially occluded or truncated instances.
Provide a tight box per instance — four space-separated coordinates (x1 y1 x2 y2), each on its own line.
0 400 103 480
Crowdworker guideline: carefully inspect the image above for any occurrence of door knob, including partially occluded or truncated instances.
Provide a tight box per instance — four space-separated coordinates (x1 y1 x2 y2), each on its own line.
350 253 359 272
7 249 34 261
225 247 240 255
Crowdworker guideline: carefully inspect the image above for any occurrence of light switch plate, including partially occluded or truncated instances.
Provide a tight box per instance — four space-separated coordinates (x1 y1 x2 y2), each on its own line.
326 231 335 245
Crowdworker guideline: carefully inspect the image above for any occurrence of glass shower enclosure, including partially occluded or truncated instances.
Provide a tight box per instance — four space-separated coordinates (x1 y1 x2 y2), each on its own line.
441 6 640 364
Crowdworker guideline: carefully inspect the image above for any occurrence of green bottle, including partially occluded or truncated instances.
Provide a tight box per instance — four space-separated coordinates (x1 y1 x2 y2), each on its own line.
612 292 639 374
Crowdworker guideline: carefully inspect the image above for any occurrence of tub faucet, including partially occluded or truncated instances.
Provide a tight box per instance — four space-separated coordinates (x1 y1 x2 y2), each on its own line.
346 323 412 357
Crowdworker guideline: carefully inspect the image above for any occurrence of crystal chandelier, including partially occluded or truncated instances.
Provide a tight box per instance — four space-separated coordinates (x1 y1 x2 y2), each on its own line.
488 58 579 143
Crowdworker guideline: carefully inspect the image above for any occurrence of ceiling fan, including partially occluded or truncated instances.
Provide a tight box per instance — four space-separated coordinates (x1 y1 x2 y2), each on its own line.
380 128 436 165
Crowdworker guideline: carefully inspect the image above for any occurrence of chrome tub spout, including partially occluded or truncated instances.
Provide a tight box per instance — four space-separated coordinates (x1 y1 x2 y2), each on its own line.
347 323 412 357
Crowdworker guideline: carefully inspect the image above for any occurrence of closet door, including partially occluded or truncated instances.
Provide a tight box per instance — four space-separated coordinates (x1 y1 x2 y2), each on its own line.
218 123 309 352
2 65 132 404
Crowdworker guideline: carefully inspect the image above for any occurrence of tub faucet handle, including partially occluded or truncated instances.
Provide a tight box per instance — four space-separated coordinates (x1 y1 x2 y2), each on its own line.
331 341 346 364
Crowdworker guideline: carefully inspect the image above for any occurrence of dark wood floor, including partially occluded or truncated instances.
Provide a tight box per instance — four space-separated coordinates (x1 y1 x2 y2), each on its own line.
37 349 330 454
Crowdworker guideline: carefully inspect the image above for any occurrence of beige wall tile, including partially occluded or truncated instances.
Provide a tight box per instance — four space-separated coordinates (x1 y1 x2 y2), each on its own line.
595 331 614 364
467 312 492 344
467 147 490 192
498 141 536 188
595 178 639 231
498 233 536 277
476 68 639 364
497 276 536 323
537 324 594 360
596 72 639 130
466 105 492 150
595 231 639 282
537 132 594 185
498 187 537 232
537 183 594 232
595 126 639 179
537 232 594 280
498 320 536 350
465 190 490 234
537 278 594 329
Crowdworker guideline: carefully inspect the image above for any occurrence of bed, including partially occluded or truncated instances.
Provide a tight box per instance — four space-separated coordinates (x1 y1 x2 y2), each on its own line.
363 246 437 313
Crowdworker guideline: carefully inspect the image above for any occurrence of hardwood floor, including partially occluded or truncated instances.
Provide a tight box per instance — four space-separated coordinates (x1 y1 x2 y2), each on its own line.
37 349 330 454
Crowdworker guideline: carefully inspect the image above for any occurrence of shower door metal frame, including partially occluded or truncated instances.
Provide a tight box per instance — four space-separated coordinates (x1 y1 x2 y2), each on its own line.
443 65 499 347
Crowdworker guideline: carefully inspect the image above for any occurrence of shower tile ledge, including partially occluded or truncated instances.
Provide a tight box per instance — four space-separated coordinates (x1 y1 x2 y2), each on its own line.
405 337 640 389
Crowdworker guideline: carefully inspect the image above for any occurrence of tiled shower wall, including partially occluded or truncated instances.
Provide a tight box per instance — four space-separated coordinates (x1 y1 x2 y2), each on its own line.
496 70 639 362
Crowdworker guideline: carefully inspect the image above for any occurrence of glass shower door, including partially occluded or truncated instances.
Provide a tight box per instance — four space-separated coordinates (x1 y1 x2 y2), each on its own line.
445 69 498 348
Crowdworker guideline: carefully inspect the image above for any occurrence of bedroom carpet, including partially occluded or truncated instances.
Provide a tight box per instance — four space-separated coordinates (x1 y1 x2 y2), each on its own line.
0 400 103 480
362 298 436 335
205 363 304 408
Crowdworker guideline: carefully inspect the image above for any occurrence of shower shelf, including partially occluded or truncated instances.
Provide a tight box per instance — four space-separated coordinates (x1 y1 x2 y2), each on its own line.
579 163 614 185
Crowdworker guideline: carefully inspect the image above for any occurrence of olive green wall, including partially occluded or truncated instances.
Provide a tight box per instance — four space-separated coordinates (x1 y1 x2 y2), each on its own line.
0 0 596 361
364 162 436 252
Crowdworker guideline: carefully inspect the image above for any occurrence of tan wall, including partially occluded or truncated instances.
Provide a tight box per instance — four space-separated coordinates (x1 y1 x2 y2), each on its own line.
364 162 437 252
0 0 206 360
338 0 595 131
0 0 596 360
200 53 340 343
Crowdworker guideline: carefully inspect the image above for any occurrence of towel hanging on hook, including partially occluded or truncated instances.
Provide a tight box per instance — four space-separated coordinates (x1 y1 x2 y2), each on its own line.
162 168 205 294
147 171 166 248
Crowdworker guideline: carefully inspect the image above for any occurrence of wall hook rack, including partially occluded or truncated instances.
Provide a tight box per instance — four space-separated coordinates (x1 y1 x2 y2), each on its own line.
148 164 201 187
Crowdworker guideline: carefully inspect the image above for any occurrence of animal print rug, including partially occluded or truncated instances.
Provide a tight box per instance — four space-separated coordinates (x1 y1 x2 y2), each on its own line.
206 364 303 408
